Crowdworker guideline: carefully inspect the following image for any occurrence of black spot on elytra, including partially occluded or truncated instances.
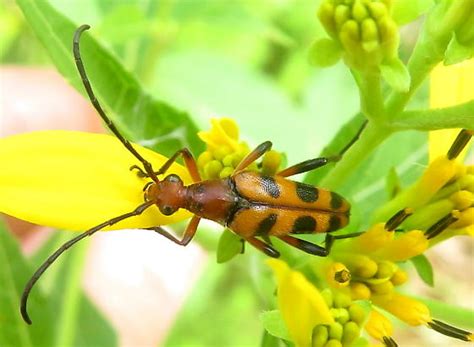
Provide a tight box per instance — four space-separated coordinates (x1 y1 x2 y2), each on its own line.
260 176 280 198
256 213 277 235
327 215 341 232
296 182 319 203
292 216 317 234
330 192 344 209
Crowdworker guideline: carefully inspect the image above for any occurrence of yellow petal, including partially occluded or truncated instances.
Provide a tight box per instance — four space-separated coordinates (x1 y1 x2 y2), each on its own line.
373 293 431 326
365 309 393 342
0 131 192 231
373 230 428 262
267 259 334 347
429 60 474 161
197 118 240 151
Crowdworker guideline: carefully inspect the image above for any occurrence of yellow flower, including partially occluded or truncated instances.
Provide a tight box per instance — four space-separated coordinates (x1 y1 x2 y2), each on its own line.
365 309 395 345
197 117 281 179
267 259 334 347
197 117 240 152
373 293 431 326
429 60 474 161
0 131 191 231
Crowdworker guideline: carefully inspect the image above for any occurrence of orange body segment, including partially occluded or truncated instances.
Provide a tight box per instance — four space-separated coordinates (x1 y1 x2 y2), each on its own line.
228 206 349 238
233 171 350 213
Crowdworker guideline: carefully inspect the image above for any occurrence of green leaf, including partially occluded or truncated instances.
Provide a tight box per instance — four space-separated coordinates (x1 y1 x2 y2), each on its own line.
411 254 434 287
15 0 202 157
0 220 54 347
392 0 434 25
216 229 243 264
385 167 401 199
261 329 285 347
417 297 474 330
444 34 474 65
380 58 411 92
308 38 342 67
260 310 291 341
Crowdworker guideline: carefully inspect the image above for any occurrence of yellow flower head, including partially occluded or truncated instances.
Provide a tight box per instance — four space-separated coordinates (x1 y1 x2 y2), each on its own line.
0 131 191 231
197 117 281 179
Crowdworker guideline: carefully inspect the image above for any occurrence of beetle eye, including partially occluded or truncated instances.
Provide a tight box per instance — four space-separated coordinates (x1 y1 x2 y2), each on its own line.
160 205 175 216
165 174 181 183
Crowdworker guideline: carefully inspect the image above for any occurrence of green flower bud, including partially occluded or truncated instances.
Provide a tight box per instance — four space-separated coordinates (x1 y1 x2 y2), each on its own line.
361 18 379 52
213 145 232 161
313 325 329 347
261 150 282 176
375 261 396 279
317 0 400 70
321 288 334 308
204 160 223 179
348 304 366 325
328 322 344 341
197 151 213 169
222 154 235 168
333 291 352 308
352 0 369 22
219 166 235 179
324 339 342 347
331 308 350 324
342 321 360 345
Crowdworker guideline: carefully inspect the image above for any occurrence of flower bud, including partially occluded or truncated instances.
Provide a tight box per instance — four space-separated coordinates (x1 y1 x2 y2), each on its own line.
328 322 344 341
450 190 474 210
350 282 371 300
348 304 366 325
390 269 408 286
317 0 400 70
313 325 329 347
342 321 360 345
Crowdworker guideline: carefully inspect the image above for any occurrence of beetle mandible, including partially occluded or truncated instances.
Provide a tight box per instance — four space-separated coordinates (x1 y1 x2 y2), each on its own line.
20 25 357 325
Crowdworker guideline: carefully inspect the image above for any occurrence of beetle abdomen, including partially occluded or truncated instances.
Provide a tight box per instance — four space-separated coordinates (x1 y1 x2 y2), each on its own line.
228 205 349 238
233 171 350 213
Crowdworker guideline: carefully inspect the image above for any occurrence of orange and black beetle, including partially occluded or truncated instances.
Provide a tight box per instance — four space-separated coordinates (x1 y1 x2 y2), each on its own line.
20 25 350 324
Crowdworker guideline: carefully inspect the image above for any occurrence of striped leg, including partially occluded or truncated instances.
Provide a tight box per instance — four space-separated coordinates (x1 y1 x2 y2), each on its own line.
234 141 272 174
245 236 280 258
278 235 328 256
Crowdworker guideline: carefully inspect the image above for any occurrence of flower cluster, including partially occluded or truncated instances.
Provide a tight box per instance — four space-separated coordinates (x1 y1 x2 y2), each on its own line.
316 0 398 70
196 118 282 179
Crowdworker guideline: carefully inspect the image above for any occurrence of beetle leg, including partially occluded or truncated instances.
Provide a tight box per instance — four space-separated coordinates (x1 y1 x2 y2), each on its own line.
324 232 364 253
233 141 272 174
278 120 368 177
130 148 201 182
277 157 339 177
278 235 329 256
148 215 201 246
245 236 280 258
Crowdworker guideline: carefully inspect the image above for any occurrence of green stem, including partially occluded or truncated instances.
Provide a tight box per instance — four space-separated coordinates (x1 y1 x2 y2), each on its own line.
319 122 392 190
354 70 386 124
392 100 474 131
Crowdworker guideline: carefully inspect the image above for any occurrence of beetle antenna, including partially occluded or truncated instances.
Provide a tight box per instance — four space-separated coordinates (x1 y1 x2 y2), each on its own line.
73 24 159 182
20 201 154 325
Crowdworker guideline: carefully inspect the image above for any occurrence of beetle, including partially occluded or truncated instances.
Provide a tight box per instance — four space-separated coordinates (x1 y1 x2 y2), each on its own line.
20 25 353 324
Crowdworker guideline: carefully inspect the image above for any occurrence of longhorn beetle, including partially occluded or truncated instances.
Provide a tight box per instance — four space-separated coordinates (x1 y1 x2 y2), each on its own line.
20 25 362 324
